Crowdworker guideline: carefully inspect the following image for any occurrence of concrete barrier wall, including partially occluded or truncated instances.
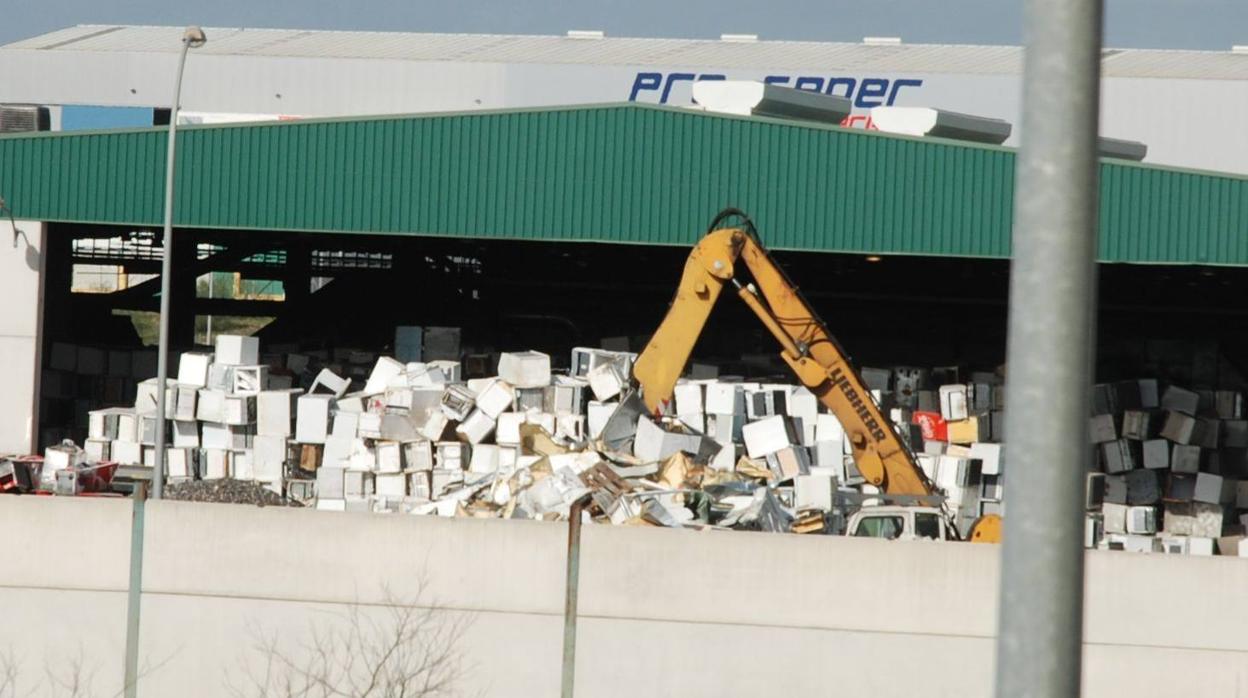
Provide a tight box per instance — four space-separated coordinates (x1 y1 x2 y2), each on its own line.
0 496 131 695
2 496 1248 697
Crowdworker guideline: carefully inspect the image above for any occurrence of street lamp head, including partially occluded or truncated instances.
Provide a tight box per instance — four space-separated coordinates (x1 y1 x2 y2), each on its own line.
183 26 207 48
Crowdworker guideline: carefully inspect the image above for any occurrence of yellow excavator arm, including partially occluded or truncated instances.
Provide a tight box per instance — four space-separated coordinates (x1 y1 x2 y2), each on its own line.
631 211 933 497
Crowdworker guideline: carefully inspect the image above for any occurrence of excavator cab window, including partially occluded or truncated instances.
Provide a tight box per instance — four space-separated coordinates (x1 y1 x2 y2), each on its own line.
914 513 943 540
853 515 905 540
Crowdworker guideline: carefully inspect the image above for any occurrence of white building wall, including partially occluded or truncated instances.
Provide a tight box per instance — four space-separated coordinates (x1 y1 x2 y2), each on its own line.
2 48 1245 173
0 219 43 453
1100 77 1248 175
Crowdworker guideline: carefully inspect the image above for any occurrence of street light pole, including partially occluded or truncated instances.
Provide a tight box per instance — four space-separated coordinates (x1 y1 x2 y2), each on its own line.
152 26 206 500
994 1 1102 696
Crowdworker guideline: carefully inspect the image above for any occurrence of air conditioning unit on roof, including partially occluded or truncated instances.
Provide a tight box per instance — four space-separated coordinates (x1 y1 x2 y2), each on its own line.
0 105 51 133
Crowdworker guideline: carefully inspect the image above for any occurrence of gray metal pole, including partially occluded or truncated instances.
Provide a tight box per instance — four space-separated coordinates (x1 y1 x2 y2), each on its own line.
122 483 148 698
560 495 591 698
152 38 193 500
995 1 1103 697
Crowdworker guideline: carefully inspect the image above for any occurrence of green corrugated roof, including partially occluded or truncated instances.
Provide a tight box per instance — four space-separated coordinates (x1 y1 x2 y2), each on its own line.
0 103 1245 264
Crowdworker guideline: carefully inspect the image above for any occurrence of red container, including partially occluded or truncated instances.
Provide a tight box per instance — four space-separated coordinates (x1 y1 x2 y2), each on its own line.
912 411 949 442
77 461 119 493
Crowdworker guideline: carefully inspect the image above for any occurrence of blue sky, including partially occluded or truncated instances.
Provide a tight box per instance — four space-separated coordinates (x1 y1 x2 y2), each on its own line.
3 0 1245 49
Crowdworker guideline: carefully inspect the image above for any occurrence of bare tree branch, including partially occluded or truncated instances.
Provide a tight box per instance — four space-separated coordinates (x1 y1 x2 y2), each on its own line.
232 578 473 698
0 642 173 698
0 648 23 698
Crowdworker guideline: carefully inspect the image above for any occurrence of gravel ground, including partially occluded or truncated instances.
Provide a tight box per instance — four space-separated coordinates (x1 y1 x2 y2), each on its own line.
164 479 302 507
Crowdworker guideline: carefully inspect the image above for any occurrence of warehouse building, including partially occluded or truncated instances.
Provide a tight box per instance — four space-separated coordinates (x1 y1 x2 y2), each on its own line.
1 101 1247 454
0 26 1247 454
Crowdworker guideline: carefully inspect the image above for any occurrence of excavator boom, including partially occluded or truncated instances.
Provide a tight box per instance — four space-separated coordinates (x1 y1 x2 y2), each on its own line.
631 215 934 497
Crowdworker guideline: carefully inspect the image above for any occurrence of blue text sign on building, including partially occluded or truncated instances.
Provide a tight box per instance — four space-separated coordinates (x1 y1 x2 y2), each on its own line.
628 72 923 108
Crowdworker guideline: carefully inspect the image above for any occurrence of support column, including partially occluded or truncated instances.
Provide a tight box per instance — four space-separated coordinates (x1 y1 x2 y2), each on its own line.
170 229 197 349
0 219 47 453
284 241 310 308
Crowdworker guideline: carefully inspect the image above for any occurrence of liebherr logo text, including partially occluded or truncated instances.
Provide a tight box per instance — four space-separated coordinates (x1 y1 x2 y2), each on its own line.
829 367 889 442
628 72 923 107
